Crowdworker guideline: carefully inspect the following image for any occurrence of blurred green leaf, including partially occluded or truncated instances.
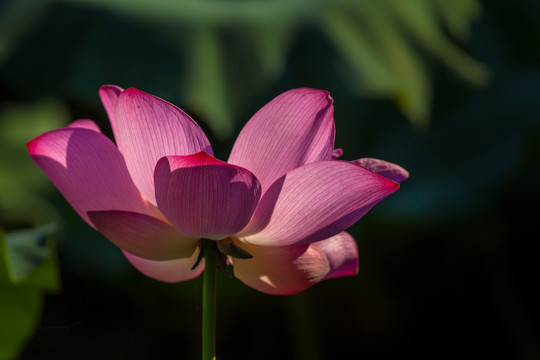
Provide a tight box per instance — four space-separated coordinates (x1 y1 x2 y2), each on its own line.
322 0 489 127
0 100 68 226
187 27 232 137
0 285 41 360
385 0 489 85
0 226 60 360
2 225 60 290
326 3 431 126
323 9 399 94
434 0 482 39
0 0 488 136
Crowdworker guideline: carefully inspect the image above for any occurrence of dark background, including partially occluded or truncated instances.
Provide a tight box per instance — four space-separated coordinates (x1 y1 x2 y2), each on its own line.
0 0 538 359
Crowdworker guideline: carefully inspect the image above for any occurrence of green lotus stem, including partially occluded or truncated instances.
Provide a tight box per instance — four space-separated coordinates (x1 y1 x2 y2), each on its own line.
202 240 217 360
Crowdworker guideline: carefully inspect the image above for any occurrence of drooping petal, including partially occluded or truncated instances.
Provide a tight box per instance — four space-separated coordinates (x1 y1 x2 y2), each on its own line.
231 241 330 295
99 85 123 141
154 152 261 240
123 249 204 283
239 160 399 246
88 210 199 261
67 119 101 132
311 232 358 280
353 158 409 183
228 88 335 193
115 88 213 204
27 128 151 227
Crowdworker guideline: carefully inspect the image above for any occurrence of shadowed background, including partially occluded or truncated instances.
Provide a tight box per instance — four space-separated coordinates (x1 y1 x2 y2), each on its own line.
0 0 539 359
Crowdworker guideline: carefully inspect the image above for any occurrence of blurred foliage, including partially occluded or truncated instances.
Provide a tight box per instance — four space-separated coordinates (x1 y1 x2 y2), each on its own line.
0 0 487 136
0 92 65 360
0 100 68 227
0 226 59 360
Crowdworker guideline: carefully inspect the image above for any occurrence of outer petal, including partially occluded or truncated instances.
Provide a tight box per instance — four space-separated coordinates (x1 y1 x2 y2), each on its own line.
88 210 199 261
27 128 152 226
123 249 204 283
228 88 335 193
240 160 399 246
231 241 330 295
115 88 213 204
311 232 358 281
154 152 261 240
67 119 101 132
353 158 409 183
99 85 123 141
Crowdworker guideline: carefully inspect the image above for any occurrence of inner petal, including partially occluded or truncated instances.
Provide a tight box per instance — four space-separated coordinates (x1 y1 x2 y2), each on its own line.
154 152 261 240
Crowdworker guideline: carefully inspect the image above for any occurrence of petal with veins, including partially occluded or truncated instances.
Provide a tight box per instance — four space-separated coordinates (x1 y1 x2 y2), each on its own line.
88 210 199 261
229 88 335 193
155 152 261 240
240 160 399 246
27 128 151 227
115 88 213 204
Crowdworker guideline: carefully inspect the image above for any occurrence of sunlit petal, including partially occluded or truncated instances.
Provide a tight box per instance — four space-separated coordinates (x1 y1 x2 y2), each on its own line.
240 160 399 246
229 88 335 193
27 127 151 227
232 241 329 295
115 88 213 204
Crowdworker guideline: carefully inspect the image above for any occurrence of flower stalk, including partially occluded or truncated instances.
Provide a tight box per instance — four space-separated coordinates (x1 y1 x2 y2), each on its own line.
202 240 217 360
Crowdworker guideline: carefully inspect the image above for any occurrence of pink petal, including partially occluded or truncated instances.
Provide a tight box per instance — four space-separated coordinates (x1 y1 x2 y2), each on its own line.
240 160 399 246
27 127 151 227
154 152 261 240
231 241 330 295
115 88 213 204
99 85 123 141
67 119 101 132
123 249 204 283
228 88 335 193
311 232 358 280
353 158 409 183
88 210 199 261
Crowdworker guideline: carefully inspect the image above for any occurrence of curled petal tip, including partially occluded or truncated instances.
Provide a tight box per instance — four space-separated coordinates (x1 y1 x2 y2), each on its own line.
323 90 333 103
26 138 37 153
332 148 343 159
353 158 409 184
100 84 122 91
312 232 359 281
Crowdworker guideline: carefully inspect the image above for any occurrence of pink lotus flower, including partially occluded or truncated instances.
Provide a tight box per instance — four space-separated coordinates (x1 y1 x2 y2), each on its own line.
28 86 408 295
